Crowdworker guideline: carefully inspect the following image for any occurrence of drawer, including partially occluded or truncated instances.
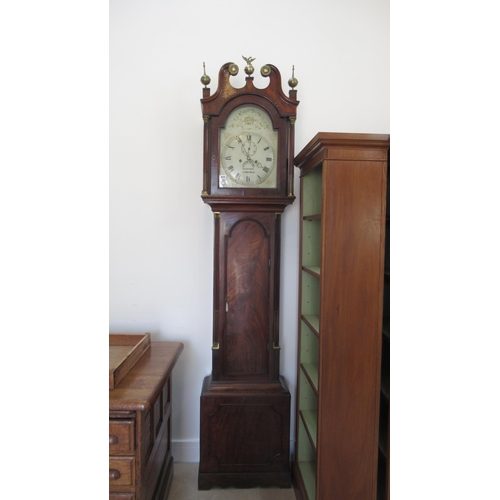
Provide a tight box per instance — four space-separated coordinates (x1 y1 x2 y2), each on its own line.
109 457 135 490
109 494 135 500
109 420 135 455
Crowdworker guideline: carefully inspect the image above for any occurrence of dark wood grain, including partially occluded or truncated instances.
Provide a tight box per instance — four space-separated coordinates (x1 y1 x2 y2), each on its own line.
212 211 281 383
226 219 270 375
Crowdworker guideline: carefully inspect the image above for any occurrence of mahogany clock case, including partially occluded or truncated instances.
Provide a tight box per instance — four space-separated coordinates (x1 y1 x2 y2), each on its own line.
198 59 299 490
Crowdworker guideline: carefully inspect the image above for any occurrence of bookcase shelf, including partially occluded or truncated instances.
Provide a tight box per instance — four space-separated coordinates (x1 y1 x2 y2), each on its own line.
301 315 319 337
296 419 317 500
293 133 389 500
302 266 321 278
300 363 319 394
300 410 318 451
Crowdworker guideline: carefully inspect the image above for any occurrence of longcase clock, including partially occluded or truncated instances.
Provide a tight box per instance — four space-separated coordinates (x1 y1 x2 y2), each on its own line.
198 57 299 489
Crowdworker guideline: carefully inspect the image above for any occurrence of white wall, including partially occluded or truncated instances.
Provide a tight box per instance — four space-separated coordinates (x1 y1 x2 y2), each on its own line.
110 0 389 462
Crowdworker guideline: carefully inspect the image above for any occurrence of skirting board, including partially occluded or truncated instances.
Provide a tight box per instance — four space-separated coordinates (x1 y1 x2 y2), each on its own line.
172 439 296 464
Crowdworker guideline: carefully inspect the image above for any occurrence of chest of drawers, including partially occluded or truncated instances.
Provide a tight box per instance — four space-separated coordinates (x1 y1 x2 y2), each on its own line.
109 342 183 500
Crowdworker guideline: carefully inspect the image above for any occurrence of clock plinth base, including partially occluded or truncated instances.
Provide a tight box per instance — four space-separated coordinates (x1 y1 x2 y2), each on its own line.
198 375 292 490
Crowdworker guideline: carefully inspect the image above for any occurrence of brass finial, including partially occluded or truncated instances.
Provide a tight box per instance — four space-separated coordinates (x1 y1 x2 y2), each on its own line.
288 65 298 89
228 63 239 76
261 65 271 77
242 56 255 76
200 62 211 87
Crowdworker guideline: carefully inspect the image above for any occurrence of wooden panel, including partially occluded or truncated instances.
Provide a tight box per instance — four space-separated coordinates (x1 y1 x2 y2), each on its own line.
153 393 162 437
162 377 171 417
143 407 172 500
141 408 153 467
208 403 281 465
318 159 386 499
211 211 282 383
199 376 291 479
150 451 174 500
109 420 135 455
225 218 270 376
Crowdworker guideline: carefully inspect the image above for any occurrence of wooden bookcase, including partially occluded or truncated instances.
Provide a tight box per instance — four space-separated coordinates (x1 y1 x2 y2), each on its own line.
293 133 390 500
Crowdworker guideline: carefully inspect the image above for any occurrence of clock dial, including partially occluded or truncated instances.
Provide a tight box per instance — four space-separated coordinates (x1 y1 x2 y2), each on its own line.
219 105 278 189
221 133 275 186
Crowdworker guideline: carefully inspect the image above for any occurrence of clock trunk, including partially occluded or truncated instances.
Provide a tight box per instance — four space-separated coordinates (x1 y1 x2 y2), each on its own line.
211 211 281 382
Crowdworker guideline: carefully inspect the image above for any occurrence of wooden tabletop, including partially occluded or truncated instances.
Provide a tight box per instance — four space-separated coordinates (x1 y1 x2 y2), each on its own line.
109 342 184 411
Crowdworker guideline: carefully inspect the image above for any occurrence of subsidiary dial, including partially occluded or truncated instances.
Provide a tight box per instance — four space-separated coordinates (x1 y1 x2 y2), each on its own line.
221 133 275 186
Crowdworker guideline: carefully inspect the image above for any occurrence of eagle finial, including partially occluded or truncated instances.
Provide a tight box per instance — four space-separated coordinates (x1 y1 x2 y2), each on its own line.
242 56 256 76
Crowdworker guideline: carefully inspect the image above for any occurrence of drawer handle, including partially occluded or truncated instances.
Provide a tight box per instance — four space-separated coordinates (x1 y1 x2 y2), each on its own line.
109 434 119 445
109 469 121 481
